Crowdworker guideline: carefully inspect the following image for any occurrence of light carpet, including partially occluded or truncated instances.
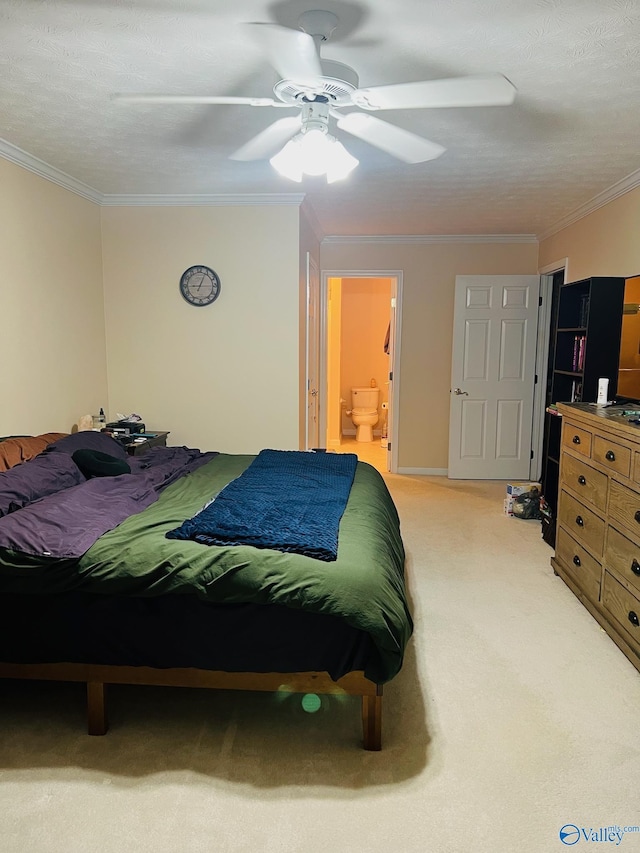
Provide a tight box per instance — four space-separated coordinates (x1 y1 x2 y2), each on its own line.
1 475 639 853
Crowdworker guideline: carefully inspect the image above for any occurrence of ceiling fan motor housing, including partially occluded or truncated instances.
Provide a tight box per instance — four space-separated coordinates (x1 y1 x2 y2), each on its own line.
273 61 359 107
300 101 330 135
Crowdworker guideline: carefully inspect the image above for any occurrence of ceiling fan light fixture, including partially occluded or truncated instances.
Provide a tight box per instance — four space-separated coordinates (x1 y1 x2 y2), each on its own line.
270 138 304 182
324 138 359 183
270 126 358 183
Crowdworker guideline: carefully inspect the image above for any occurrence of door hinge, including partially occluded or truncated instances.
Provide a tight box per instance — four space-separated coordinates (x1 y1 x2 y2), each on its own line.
387 442 391 452
531 449 534 460
538 296 543 306
389 371 393 381
535 374 538 384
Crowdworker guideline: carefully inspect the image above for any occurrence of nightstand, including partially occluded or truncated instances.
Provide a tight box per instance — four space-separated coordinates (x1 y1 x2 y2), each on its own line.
125 431 170 456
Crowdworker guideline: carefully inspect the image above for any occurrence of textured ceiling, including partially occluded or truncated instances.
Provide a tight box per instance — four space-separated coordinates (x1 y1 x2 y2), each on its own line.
2 0 640 237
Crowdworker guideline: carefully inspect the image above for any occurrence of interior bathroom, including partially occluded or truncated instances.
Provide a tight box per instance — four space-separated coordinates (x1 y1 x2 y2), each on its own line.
326 276 392 471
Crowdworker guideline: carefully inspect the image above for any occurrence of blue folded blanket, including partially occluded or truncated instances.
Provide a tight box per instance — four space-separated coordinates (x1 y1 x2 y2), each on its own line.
166 449 358 561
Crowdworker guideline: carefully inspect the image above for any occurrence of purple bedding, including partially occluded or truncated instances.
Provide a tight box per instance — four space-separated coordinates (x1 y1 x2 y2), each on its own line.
0 433 217 559
0 452 85 517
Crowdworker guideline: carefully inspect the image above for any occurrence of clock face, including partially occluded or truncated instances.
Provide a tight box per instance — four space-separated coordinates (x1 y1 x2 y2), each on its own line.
179 266 221 306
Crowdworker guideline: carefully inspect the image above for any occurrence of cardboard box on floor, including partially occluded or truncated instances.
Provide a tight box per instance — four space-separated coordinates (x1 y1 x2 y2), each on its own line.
506 482 541 497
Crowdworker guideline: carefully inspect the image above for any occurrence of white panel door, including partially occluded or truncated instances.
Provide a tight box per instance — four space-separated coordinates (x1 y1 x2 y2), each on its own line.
448 275 540 479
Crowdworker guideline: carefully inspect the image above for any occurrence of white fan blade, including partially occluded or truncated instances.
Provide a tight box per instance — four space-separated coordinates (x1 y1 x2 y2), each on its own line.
353 74 516 111
248 23 323 86
336 113 445 164
113 94 286 107
230 115 303 161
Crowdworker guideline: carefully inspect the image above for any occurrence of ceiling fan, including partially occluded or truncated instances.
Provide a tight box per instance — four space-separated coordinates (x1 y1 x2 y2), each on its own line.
116 10 516 180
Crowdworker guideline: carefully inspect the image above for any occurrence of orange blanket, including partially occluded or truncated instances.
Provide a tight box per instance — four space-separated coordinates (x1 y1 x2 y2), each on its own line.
0 433 68 472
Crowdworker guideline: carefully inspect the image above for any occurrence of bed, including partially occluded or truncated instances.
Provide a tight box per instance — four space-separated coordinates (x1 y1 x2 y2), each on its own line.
0 432 412 750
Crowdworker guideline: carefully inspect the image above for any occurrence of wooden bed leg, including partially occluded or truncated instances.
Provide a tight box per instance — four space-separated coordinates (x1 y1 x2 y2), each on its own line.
361 686 383 751
87 681 108 735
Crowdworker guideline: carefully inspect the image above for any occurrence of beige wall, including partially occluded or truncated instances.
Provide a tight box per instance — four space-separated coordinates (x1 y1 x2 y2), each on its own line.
0 159 107 436
321 241 539 471
100 205 301 454
539 186 640 280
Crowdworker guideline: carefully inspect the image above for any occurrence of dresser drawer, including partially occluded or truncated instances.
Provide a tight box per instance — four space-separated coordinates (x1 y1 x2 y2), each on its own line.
557 490 605 557
634 451 640 487
556 527 601 601
602 571 640 654
560 453 607 512
562 424 592 458
593 435 631 478
605 525 640 597
608 479 640 538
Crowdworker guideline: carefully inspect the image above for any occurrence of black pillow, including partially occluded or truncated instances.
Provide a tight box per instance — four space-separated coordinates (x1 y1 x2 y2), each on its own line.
47 431 129 461
72 449 131 479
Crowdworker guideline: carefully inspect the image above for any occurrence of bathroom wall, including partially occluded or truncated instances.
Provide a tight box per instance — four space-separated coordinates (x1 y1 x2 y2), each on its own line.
339 277 392 437
326 277 343 447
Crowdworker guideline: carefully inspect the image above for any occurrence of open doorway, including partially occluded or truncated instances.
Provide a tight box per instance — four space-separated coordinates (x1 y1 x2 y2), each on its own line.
320 272 402 474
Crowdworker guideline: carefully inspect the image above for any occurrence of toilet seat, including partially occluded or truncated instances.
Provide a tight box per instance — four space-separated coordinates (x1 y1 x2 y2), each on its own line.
352 407 377 416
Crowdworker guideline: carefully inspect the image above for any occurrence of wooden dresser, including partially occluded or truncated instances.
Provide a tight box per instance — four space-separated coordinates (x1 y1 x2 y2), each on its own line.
552 403 640 672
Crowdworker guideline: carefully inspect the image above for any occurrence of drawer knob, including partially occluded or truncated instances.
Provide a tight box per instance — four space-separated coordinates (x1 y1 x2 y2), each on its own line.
578 475 586 486
575 515 584 527
573 555 581 567
631 559 640 577
635 511 640 524
605 450 616 461
629 611 640 628
572 435 581 445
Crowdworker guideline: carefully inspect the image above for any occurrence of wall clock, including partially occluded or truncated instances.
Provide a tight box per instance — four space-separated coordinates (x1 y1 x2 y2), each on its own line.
179 265 221 306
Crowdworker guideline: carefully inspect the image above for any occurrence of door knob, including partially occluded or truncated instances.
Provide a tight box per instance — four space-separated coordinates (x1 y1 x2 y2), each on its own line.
453 388 469 396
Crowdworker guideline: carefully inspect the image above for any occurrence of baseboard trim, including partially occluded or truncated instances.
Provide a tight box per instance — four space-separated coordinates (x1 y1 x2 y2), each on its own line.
396 467 448 476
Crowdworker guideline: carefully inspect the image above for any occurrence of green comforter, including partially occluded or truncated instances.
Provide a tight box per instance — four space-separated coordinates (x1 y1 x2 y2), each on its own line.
11 455 413 683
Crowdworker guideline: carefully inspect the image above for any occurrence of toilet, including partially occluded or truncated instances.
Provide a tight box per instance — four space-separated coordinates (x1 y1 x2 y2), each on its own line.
348 387 380 442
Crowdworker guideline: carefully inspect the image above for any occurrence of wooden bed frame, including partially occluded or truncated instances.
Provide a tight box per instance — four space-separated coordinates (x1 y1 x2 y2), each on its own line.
0 663 383 750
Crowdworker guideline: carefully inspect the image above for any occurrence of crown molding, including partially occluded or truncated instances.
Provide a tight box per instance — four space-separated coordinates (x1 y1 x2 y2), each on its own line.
4 131 640 234
0 137 102 203
322 234 538 245
0 139 305 208
100 193 305 206
537 167 640 242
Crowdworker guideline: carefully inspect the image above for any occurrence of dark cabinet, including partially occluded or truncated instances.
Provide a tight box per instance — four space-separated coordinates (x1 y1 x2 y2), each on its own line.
540 276 625 544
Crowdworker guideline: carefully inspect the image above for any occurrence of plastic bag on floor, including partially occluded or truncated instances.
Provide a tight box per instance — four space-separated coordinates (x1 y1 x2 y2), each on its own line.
513 488 542 520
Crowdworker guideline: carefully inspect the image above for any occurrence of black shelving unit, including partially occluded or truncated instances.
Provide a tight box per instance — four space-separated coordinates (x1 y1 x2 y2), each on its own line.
540 276 625 545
